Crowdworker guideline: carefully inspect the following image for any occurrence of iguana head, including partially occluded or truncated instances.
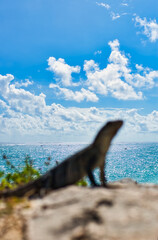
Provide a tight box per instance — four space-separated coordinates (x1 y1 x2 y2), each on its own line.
93 120 123 153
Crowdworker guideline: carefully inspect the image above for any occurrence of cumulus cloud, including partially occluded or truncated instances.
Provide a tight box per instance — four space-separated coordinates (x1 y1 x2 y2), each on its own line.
0 100 158 142
84 60 142 100
108 39 120 50
0 74 14 94
1 46 158 142
0 73 158 142
0 74 47 115
129 69 158 88
134 15 158 42
135 64 144 72
48 40 158 102
14 79 33 88
47 57 81 86
83 39 158 100
49 84 99 102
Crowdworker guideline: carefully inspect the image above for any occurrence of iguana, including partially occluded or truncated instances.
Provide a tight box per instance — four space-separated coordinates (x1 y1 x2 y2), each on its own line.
0 120 123 198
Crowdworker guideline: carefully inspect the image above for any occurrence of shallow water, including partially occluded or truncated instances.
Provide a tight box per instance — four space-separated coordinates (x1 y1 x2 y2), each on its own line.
0 142 158 184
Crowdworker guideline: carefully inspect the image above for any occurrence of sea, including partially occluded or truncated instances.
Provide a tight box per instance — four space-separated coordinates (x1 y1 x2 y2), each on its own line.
0 142 158 184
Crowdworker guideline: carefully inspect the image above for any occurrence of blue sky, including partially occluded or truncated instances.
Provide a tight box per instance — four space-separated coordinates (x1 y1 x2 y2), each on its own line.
0 0 158 143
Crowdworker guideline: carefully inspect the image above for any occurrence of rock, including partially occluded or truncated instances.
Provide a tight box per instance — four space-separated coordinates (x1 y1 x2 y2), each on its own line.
21 180 158 240
1 180 158 240
0 204 25 240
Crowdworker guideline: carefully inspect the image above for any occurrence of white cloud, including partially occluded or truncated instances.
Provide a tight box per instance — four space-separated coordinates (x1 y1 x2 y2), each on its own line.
110 12 127 21
0 74 47 115
96 1 128 21
48 58 99 103
0 74 14 94
108 40 128 66
129 70 158 88
49 84 98 102
47 57 81 86
1 45 158 143
111 12 121 21
83 39 158 100
121 3 128 6
14 79 33 88
83 60 100 73
0 73 158 142
108 39 120 50
94 50 102 55
134 15 158 42
84 60 143 100
48 40 158 102
96 2 110 9
0 101 158 142
135 64 144 72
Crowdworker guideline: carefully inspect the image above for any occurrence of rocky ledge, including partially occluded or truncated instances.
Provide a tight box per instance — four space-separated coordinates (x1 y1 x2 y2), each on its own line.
1 179 158 240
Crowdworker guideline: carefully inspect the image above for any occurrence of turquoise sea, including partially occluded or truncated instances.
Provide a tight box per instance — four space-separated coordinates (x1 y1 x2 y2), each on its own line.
0 143 158 184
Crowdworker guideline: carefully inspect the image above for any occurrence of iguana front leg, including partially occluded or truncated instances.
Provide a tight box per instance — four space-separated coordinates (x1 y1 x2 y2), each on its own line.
100 161 107 187
87 168 99 186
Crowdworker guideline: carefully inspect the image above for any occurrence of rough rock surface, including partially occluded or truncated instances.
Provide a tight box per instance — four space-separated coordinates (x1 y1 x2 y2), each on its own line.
1 179 158 240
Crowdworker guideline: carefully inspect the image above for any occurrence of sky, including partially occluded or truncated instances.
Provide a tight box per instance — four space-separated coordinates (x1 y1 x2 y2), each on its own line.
0 0 158 143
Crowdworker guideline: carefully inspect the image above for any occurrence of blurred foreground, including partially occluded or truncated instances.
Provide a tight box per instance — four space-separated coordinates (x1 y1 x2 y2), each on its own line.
0 179 158 240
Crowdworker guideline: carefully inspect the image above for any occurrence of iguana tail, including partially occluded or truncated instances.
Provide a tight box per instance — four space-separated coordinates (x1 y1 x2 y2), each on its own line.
0 173 49 198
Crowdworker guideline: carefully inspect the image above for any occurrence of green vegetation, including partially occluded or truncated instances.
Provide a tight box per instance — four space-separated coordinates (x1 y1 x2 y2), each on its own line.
76 178 88 187
0 154 88 191
0 155 40 191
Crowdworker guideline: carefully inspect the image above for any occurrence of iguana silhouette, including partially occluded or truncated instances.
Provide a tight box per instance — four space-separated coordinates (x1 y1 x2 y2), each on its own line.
0 120 123 198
